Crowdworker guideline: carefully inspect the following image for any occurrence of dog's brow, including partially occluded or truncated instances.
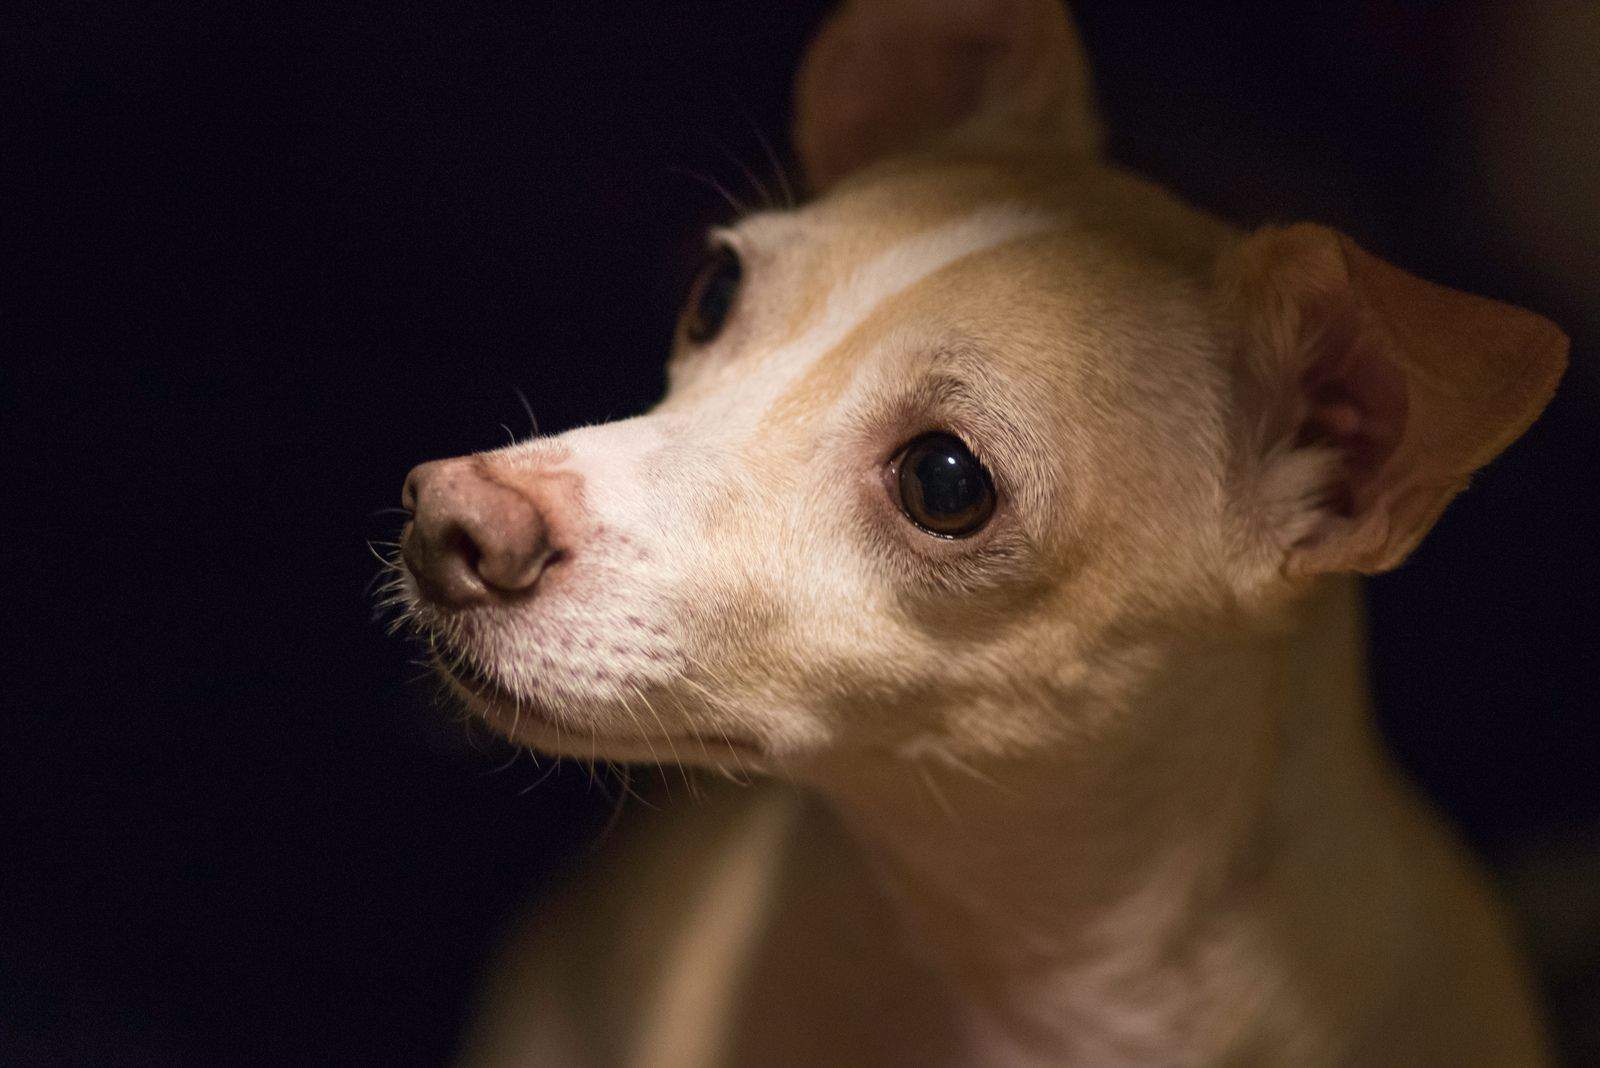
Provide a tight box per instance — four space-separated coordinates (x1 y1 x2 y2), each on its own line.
757 206 1058 429
791 205 1054 367
924 346 1006 388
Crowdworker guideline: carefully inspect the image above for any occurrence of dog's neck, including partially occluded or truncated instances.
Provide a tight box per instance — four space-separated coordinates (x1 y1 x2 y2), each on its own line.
809 577 1402 1061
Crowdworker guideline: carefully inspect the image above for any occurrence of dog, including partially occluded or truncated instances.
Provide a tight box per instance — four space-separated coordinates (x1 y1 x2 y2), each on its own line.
388 1 1568 1063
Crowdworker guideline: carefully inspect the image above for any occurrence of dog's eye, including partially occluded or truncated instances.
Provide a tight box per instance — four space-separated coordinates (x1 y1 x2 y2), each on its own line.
893 432 996 538
683 244 742 344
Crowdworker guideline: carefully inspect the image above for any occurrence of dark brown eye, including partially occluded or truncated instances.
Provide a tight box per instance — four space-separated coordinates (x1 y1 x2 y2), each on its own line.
683 244 742 343
894 432 996 538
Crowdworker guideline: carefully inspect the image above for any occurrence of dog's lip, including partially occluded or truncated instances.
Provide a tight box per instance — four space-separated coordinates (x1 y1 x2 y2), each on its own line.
435 653 520 706
431 656 765 762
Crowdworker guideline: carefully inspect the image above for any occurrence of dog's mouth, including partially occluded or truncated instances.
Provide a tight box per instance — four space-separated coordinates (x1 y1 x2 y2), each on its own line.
430 650 766 766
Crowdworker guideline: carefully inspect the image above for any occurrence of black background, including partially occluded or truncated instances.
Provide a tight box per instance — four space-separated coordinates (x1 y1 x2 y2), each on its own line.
5 2 1597 1064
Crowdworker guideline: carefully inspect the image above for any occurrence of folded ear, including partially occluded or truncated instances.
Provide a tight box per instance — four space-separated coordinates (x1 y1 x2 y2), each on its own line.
1222 224 1568 578
793 0 1100 193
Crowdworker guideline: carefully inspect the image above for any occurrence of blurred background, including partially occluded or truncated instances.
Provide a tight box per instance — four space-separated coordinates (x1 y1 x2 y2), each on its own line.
4 1 1597 1063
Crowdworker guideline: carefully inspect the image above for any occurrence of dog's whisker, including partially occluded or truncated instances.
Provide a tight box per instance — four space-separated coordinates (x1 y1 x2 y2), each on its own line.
749 117 796 210
667 165 749 219
513 386 539 437
724 90 797 210
506 688 525 758
364 540 398 570
588 767 634 851
717 143 775 213
612 763 657 811
708 723 752 786
629 683 696 800
481 745 520 777
517 763 556 796
936 749 1020 801
518 753 565 796
915 760 960 827
666 668 755 783
617 689 671 801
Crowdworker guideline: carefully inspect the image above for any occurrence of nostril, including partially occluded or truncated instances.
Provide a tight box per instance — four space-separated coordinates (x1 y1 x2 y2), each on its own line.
401 520 489 608
401 469 422 513
473 535 558 595
446 524 483 575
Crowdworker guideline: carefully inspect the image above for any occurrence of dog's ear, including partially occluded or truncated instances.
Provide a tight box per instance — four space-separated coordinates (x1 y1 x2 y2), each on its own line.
1222 223 1567 578
793 0 1100 192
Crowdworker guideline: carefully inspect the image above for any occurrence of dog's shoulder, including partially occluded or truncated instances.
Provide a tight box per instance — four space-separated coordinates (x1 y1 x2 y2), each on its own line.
457 780 803 1066
458 779 964 1067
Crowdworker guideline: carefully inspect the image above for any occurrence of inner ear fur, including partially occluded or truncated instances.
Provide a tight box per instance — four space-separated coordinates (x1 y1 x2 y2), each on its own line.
1223 223 1568 578
793 0 1100 193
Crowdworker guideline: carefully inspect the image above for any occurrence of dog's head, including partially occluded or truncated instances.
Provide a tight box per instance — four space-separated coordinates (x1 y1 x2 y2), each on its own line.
390 0 1566 776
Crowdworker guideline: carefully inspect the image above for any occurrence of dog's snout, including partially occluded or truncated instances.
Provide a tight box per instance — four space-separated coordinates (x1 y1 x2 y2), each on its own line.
401 458 553 608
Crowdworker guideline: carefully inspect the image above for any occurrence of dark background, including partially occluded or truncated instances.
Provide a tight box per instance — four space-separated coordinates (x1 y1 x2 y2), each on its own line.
5 1 1597 1064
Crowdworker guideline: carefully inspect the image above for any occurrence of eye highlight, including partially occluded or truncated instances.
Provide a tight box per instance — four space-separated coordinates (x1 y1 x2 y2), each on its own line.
893 432 997 538
682 244 742 344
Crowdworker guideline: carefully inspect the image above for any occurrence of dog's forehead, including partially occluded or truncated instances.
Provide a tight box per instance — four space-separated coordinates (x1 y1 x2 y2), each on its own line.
668 165 1073 430
733 160 1065 327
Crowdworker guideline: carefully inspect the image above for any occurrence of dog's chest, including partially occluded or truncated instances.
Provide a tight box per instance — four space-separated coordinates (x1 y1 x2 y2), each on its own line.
631 793 1235 1068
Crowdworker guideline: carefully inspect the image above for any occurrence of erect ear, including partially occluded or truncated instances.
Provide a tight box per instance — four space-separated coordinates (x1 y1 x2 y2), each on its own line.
793 0 1100 193
1222 224 1567 578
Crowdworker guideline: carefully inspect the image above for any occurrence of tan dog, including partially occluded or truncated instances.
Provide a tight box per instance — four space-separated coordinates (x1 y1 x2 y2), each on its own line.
389 1 1568 1063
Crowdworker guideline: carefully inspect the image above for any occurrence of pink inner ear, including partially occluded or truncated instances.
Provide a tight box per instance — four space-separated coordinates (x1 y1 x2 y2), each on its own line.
1294 303 1409 521
1231 223 1566 576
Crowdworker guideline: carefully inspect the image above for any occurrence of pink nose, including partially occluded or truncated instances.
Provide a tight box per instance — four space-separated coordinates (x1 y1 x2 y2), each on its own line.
400 458 553 608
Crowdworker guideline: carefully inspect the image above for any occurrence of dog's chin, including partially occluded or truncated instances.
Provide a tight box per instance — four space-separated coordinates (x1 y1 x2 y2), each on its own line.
432 655 768 770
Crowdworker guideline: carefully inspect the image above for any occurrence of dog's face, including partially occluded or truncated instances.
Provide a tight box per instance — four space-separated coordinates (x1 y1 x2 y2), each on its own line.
391 0 1565 777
